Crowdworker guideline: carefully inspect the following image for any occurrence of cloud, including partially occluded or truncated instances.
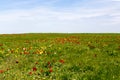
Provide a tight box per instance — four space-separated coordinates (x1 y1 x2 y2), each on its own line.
0 6 113 21
0 0 120 33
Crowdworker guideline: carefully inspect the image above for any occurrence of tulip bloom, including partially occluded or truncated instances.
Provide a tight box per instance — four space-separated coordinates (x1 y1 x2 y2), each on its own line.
33 67 37 71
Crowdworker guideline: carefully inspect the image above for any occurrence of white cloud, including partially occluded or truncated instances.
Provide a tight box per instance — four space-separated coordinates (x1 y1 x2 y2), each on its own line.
0 0 120 33
0 6 112 21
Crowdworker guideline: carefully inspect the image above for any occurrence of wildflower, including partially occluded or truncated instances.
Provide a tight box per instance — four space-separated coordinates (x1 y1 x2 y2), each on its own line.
24 51 29 54
7 49 10 52
33 67 37 71
49 68 53 73
0 44 3 46
59 59 65 64
36 49 43 54
39 50 43 54
0 70 4 74
15 49 18 53
23 48 26 51
29 72 32 75
48 61 51 65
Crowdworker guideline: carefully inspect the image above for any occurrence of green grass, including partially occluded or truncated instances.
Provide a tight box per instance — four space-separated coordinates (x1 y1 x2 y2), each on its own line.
0 33 120 80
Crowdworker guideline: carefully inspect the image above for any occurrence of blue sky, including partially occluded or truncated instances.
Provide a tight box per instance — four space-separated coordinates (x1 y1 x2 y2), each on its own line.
0 0 120 33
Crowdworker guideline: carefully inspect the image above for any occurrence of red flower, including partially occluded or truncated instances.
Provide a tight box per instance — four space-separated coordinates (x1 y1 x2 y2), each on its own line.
48 61 51 65
0 70 4 74
29 72 32 75
49 68 53 73
0 44 3 46
33 67 37 71
59 59 65 64
24 51 29 54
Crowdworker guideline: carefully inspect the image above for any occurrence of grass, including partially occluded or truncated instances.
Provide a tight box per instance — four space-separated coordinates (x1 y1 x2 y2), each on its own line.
0 33 120 80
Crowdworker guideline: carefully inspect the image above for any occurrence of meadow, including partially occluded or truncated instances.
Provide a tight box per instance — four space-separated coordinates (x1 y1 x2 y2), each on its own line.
0 33 120 80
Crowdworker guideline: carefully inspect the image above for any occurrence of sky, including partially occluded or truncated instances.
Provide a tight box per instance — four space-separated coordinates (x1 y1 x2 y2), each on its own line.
0 0 120 34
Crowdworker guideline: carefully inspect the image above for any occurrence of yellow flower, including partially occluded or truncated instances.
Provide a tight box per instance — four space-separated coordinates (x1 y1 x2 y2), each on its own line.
39 50 43 54
36 49 44 54
15 49 18 53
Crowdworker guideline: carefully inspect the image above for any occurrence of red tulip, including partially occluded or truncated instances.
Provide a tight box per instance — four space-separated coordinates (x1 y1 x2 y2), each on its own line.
0 70 4 74
33 67 37 71
59 59 65 64
49 68 53 73
24 51 29 54
29 72 32 75
48 61 51 65
0 44 3 46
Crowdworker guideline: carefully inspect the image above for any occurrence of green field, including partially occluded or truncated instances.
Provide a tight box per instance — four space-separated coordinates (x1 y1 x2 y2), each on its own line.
0 33 120 80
